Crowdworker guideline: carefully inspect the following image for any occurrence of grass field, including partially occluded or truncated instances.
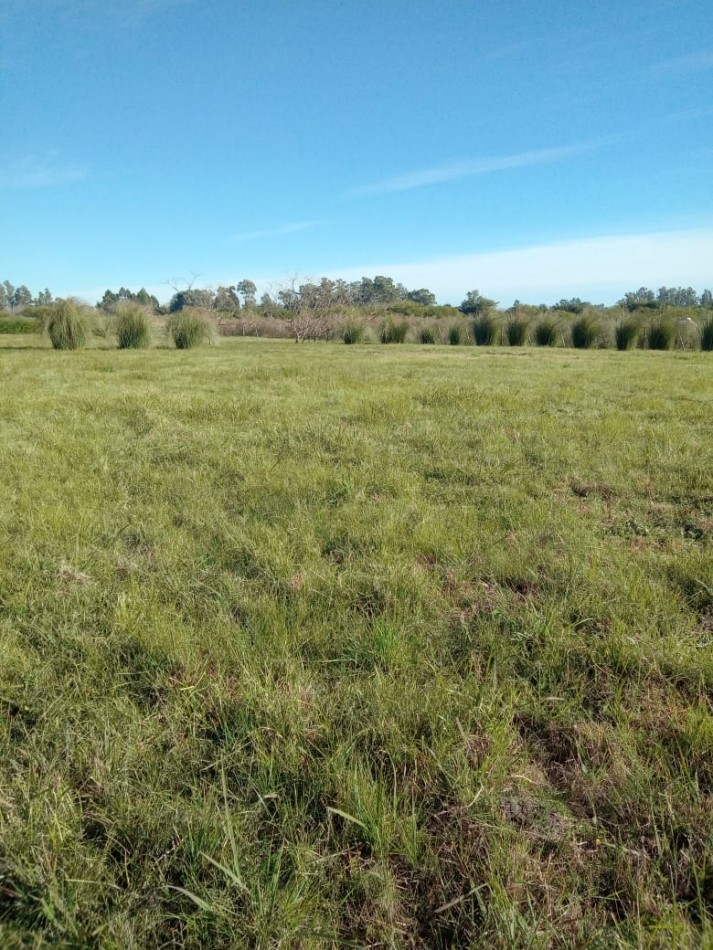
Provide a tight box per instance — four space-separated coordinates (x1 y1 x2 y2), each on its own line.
0 339 711 948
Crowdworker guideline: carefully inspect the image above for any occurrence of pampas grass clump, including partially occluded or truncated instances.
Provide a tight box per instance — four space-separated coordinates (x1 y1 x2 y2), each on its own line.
506 317 528 346
534 319 558 346
116 305 151 349
45 300 89 350
699 315 713 352
167 311 213 349
615 318 641 351
472 313 497 346
571 315 599 349
647 319 675 351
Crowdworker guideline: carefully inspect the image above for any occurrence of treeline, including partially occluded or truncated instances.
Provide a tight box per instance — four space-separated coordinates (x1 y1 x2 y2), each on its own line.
2 275 713 317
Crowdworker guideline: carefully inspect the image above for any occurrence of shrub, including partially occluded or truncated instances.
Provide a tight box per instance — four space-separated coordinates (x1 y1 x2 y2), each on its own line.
45 300 89 350
0 317 41 335
342 321 365 345
167 311 212 349
534 319 558 346
571 315 599 349
115 305 151 349
379 318 408 344
420 325 436 344
506 317 528 346
615 318 640 351
700 315 713 352
647 319 675 351
448 323 465 345
472 313 498 346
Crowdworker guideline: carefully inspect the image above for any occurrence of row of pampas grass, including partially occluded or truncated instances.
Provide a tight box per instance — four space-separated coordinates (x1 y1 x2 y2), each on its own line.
36 301 713 352
43 302 215 350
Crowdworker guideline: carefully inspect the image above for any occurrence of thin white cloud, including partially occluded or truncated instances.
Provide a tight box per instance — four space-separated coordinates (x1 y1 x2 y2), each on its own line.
0 155 88 189
230 220 321 243
351 142 607 196
325 228 713 305
654 49 713 73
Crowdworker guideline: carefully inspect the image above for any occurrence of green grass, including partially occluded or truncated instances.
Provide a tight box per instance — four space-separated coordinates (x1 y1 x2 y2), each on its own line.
0 339 712 948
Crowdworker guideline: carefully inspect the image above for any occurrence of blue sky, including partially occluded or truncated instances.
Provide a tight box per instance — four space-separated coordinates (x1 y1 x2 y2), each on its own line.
1 0 712 306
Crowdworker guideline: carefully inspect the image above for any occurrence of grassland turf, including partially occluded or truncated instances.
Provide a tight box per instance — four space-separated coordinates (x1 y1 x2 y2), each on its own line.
0 338 711 948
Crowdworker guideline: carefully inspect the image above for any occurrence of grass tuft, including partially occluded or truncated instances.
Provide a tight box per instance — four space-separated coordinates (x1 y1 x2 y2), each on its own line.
648 318 676 350
700 315 713 351
448 322 466 345
45 299 89 350
534 318 558 346
419 325 437 344
115 304 152 349
379 318 409 344
342 321 365 345
615 317 641 351
472 312 498 345
506 317 528 346
167 310 213 349
571 314 599 349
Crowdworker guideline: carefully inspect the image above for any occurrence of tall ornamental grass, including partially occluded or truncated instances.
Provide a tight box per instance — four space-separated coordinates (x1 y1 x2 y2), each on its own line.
647 319 675 351
342 321 365 345
506 317 528 346
167 311 213 349
472 313 498 345
45 300 89 350
115 305 152 349
379 318 409 344
700 315 713 352
534 319 558 346
448 322 465 345
615 318 641 351
571 315 599 349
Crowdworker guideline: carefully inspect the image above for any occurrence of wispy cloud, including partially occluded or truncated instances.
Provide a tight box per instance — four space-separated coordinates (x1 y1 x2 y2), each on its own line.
0 155 88 189
325 228 713 305
351 142 607 196
230 220 321 243
654 49 713 73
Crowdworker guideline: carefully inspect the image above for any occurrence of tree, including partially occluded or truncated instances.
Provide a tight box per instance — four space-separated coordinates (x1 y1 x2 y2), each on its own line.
236 279 257 309
701 289 713 309
36 288 53 306
552 297 588 314
460 289 496 315
405 288 437 306
0 283 9 311
619 287 656 311
657 286 699 307
2 281 15 309
98 287 158 312
10 285 33 310
168 288 215 312
214 285 240 311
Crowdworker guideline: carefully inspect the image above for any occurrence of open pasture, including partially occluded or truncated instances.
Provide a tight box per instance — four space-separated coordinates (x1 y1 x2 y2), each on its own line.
0 340 711 947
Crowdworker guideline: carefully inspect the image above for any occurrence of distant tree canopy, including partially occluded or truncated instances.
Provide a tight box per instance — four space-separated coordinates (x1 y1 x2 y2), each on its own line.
617 286 710 311
0 280 53 312
460 289 497 315
97 287 160 312
551 297 590 314
3 275 713 318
